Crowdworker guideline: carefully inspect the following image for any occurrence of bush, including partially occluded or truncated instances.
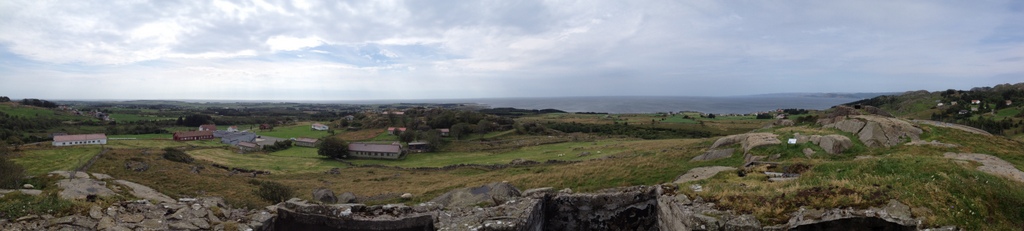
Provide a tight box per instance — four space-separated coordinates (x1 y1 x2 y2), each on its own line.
162 147 194 163
250 180 294 203
0 155 25 189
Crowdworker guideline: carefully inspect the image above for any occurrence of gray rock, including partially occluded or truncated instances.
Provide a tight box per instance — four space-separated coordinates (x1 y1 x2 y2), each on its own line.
189 218 211 229
22 184 33 189
802 148 815 157
170 221 199 230
56 178 116 200
429 182 521 208
710 133 781 153
96 216 116 230
828 119 866 134
312 187 337 203
725 214 760 230
119 214 144 223
91 173 113 180
337 192 357 203
114 180 175 204
817 135 853 154
139 219 166 230
400 193 414 199
690 148 735 162
522 187 555 198
673 166 737 183
558 188 573 194
48 171 91 179
88 206 103 219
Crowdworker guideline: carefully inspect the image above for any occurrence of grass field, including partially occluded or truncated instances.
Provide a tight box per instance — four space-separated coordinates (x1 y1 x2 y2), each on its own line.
12 146 103 175
108 134 172 139
348 140 632 167
255 123 332 139
105 139 225 149
108 113 176 122
0 103 80 120
188 147 349 174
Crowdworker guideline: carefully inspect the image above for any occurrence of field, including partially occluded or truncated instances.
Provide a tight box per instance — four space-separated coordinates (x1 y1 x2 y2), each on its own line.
12 146 103 175
0 103 80 120
254 122 332 139
104 139 225 149
108 113 175 122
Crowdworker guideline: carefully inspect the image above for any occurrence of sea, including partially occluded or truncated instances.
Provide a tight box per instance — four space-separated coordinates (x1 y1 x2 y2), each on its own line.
318 95 881 115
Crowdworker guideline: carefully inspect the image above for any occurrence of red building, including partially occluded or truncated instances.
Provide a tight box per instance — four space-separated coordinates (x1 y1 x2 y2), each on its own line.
173 131 214 141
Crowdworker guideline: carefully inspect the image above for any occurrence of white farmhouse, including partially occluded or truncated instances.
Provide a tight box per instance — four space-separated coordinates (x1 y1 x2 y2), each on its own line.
53 134 107 147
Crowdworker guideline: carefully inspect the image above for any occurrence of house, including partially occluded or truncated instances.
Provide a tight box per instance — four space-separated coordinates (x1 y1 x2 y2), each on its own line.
387 127 407 135
971 100 981 104
971 107 979 112
937 103 944 107
311 123 329 131
382 111 405 115
951 102 958 106
220 132 257 145
226 126 239 132
959 110 969 115
238 141 261 152
408 141 430 152
173 131 214 141
199 124 217 131
294 137 319 147
438 128 450 137
344 115 355 121
1007 100 1013 106
53 133 107 146
347 142 404 159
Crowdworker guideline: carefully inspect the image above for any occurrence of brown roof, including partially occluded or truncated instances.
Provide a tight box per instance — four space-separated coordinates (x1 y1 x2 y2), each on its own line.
53 133 107 142
348 143 401 153
175 130 213 137
200 124 217 131
294 137 319 143
387 127 407 131
439 128 450 132
238 142 259 148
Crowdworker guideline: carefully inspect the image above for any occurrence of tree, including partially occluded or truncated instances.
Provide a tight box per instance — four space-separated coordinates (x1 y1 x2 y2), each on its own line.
318 136 349 159
450 123 473 140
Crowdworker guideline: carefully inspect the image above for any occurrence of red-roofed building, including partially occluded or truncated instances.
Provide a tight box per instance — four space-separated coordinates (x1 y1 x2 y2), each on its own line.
199 124 217 131
438 128 450 137
387 127 407 135
53 134 107 146
173 131 214 141
348 142 403 159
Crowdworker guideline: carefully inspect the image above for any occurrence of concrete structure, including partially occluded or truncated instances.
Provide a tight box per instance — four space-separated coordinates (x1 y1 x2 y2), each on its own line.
294 137 319 147
348 142 403 159
238 141 261 152
199 124 217 131
219 132 257 145
52 134 107 146
226 126 239 132
311 123 329 131
173 131 214 141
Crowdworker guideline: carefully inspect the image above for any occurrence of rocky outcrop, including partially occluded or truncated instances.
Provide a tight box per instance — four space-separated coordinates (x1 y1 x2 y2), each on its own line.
944 153 1024 183
114 180 176 204
673 166 737 183
544 186 660 230
823 115 922 148
1 197 273 231
816 135 853 155
429 182 521 209
312 188 337 204
56 178 116 200
690 148 735 162
785 199 917 230
710 133 781 153
274 198 434 231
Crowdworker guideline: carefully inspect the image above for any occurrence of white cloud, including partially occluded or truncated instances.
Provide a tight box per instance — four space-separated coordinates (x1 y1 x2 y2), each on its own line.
265 35 326 52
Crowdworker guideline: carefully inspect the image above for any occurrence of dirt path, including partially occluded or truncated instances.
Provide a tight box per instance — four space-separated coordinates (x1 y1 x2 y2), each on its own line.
673 166 736 183
944 153 1024 183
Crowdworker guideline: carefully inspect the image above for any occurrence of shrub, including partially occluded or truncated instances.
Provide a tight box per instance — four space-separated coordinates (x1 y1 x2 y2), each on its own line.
0 155 25 189
162 147 194 163
250 180 293 203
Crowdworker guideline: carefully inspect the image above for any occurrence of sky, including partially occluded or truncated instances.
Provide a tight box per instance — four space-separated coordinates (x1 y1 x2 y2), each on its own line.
0 0 1022 101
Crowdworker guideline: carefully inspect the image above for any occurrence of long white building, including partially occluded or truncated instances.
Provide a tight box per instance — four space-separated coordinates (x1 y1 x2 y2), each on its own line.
52 133 107 146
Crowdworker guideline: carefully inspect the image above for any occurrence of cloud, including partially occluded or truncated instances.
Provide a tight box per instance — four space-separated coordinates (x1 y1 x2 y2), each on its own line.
0 0 1021 100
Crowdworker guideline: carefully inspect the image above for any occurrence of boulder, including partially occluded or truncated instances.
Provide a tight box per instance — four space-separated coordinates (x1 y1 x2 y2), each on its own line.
337 192 357 203
803 148 816 157
522 187 555 198
115 180 175 203
312 188 337 204
401 193 414 199
829 119 866 134
816 135 853 154
709 133 780 153
774 119 795 127
56 178 116 200
824 115 922 148
673 166 737 183
22 184 33 189
429 182 521 208
689 148 735 162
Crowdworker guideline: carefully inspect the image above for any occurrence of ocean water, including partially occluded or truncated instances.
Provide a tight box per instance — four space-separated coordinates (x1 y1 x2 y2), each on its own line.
463 96 861 114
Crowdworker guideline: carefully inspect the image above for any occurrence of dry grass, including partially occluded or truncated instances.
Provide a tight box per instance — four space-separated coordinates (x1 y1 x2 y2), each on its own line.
338 129 386 141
